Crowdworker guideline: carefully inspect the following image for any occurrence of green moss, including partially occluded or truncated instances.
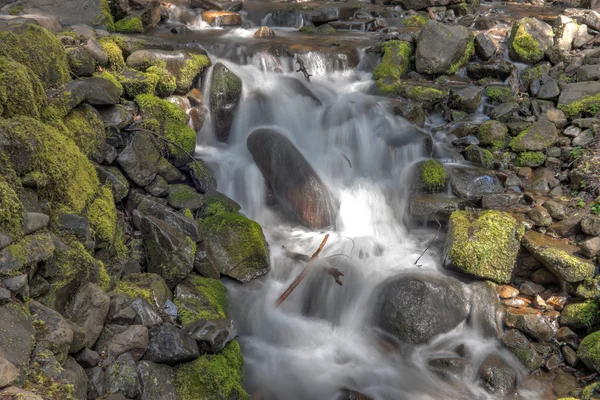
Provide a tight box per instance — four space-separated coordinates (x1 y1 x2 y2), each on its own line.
398 83 447 108
582 382 600 399
58 30 79 40
147 66 176 96
183 209 194 218
373 41 413 94
88 185 117 244
478 120 508 151
401 13 429 27
113 273 171 306
117 68 159 97
25 363 75 400
176 341 249 400
417 159 447 193
562 301 600 327
9 5 24 15
165 121 196 164
63 104 106 156
0 21 70 88
510 19 544 63
446 210 522 283
299 26 316 34
175 275 228 325
578 331 600 373
0 117 99 213
0 56 46 119
559 93 600 118
515 151 545 167
200 193 240 218
179 54 211 93
114 16 144 34
485 86 514 104
98 36 125 71
93 71 124 96
135 94 189 125
99 0 115 32
0 174 24 238
448 39 474 75
465 145 494 168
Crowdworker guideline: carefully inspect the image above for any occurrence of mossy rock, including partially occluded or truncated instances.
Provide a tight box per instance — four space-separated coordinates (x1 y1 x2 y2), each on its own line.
373 40 413 95
63 104 106 157
398 82 448 110
0 117 99 213
201 212 270 283
485 86 515 104
560 301 600 329
443 210 524 284
117 67 159 98
98 36 126 71
477 120 508 151
514 151 546 167
0 300 35 379
0 232 55 279
401 13 429 27
415 21 474 76
578 331 600 373
66 46 96 77
0 19 70 88
0 56 46 119
176 340 249 400
147 66 176 97
508 18 553 64
464 145 494 168
115 16 144 34
509 119 557 152
87 185 118 246
175 274 227 326
199 191 241 218
210 62 242 142
112 273 173 307
167 184 205 211
411 159 447 193
0 157 25 239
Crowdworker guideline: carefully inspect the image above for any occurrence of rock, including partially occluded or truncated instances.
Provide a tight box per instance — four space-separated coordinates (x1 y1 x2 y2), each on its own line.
27 301 73 362
247 128 337 229
114 273 173 308
0 357 19 388
478 354 517 396
499 286 519 299
448 166 504 202
99 104 134 130
65 283 110 349
140 216 194 289
1 1 105 28
0 387 42 399
408 194 468 222
481 193 521 210
66 46 95 77
577 65 600 81
62 356 87 400
543 200 565 221
22 212 49 235
573 129 594 147
563 346 578 367
137 361 178 400
84 38 108 65
186 160 216 194
522 230 594 283
582 237 600 258
117 132 161 187
144 323 199 365
95 165 129 202
54 213 91 244
0 232 55 278
415 21 474 75
1 275 28 298
578 331 600 373
531 268 558 284
86 366 106 399
254 26 275 38
560 302 599 329
166 184 204 211
545 108 568 128
73 347 100 368
537 79 560 100
410 159 447 193
508 18 553 64
128 298 162 327
554 15 578 51
475 32 496 61
444 210 522 283
64 76 122 106
182 318 237 354
509 119 557 152
466 59 511 81
504 308 555 342
210 63 242 142
524 168 559 194
188 106 207 131
558 81 600 118
528 206 553 227
202 11 242 26
0 301 34 374
448 86 482 113
95 325 149 361
375 271 470 345
501 329 544 372
175 275 227 325
105 352 139 399
202 212 270 282
581 215 600 236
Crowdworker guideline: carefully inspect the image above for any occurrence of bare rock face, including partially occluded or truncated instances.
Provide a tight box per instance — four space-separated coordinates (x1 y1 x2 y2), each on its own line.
247 128 337 229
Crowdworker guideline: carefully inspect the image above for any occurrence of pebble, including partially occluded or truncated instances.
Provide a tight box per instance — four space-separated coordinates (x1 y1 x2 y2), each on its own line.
562 346 578 367
502 298 529 309
520 281 545 296
532 295 547 310
546 296 567 311
499 285 519 299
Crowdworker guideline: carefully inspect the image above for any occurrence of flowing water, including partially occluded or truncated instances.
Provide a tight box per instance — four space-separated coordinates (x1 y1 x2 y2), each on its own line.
164 8 544 399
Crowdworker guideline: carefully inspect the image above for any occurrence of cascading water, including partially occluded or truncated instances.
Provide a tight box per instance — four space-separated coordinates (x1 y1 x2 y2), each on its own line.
194 51 538 400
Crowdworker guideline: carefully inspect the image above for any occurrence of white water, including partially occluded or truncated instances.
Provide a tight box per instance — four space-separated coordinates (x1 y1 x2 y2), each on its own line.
194 53 535 399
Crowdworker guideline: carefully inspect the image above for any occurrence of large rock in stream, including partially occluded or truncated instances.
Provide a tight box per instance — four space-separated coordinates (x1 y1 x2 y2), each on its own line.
247 128 337 229
415 21 474 76
210 63 242 142
507 18 553 64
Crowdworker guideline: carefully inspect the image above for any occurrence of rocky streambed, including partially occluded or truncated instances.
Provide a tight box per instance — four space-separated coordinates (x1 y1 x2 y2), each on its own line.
1 0 600 399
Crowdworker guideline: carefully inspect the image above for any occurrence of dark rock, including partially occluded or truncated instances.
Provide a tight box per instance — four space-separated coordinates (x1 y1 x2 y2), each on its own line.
129 298 163 327
501 329 543 372
95 165 130 202
448 86 482 113
117 132 161 187
55 214 91 244
65 77 122 106
98 104 135 130
478 354 517 396
66 46 96 77
144 323 199 365
187 160 217 194
65 283 110 349
558 82 600 115
448 166 504 202
86 366 106 399
62 356 87 400
145 175 170 197
166 184 204 211
28 300 73 362
23 212 49 234
466 60 511 81
415 21 473 75
95 324 149 361
562 345 578 366
408 194 468 222
0 301 34 374
73 347 100 368
182 318 237 354
105 352 140 399
537 79 560 100
210 63 242 142
481 193 521 210
137 361 178 400
474 32 496 61
0 232 55 278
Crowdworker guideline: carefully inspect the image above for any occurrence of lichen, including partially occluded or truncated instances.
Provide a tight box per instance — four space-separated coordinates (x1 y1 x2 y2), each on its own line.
515 151 546 167
98 36 125 71
373 41 413 94
146 66 176 96
559 93 600 118
401 14 429 27
176 341 249 400
114 16 144 34
485 86 514 104
179 54 211 93
0 56 46 119
445 210 522 283
88 185 117 245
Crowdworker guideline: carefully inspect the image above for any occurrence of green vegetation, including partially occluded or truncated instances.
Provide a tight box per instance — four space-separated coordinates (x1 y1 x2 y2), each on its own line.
179 54 211 93
0 56 46 119
578 331 600 373
515 151 546 167
448 39 474 75
415 159 447 193
401 14 429 27
99 0 115 32
98 37 126 71
147 66 177 96
559 94 600 118
176 275 227 325
510 18 545 63
373 41 413 94
478 120 508 151
88 185 117 244
114 17 144 34
63 105 107 156
485 86 514 104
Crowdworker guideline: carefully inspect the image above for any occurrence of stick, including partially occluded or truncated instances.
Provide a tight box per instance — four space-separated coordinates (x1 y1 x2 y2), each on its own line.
295 58 312 83
275 234 329 307
327 268 344 286
342 154 353 168
414 219 441 266
427 8 436 20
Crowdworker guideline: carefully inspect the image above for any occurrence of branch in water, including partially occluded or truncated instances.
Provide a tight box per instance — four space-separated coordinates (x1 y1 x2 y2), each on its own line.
342 154 353 168
327 267 344 286
414 219 442 266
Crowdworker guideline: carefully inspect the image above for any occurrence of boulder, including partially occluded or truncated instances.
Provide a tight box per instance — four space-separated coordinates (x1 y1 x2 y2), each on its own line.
503 308 555 342
166 184 204 211
182 318 237 354
444 211 522 283
375 271 470 345
27 301 73 362
448 166 504 202
117 132 161 187
73 347 100 368
578 331 600 373
522 230 594 283
62 356 87 400
581 215 600 236
0 301 34 374
210 63 242 142
65 283 110 349
105 352 140 399
448 86 482 114
554 15 578 51
509 119 557 152
466 60 511 81
187 160 217 194
137 361 178 400
478 354 517 397
0 232 55 278
557 81 600 118
64 76 123 106
501 329 543 372
174 274 227 326
0 56 45 120
247 128 337 229
408 194 468 222
474 32 496 61
66 47 96 77
95 165 130 202
144 323 199 365
508 18 553 64
95 324 149 361
415 21 474 76
202 212 270 282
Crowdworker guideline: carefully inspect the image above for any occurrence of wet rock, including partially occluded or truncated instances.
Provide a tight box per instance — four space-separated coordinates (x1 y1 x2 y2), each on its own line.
99 104 135 130
474 32 496 61
444 210 522 283
478 354 517 396
95 165 130 202
0 301 35 374
578 331 600 373
202 11 241 26
0 357 19 388
137 361 178 400
522 230 594 283
509 119 557 152
376 271 470 345
247 128 337 229
528 205 553 227
499 286 519 299
27 301 73 362
105 352 140 398
481 193 521 210
504 308 555 342
508 18 553 64
65 283 110 349
201 212 270 282
254 26 275 38
210 63 242 142
95 325 149 361
117 132 161 187
182 318 237 354
501 329 544 372
188 107 207 131
186 160 216 194
448 166 504 202
144 323 199 365
466 59 511 81
581 237 600 258
448 86 482 113
408 194 467 222
140 216 194 289
129 298 162 327
416 21 474 75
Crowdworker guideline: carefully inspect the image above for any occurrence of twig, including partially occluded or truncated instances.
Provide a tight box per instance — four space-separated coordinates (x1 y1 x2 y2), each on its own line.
327 268 344 286
414 219 442 266
427 7 436 20
295 57 312 83
342 154 353 168
275 234 329 307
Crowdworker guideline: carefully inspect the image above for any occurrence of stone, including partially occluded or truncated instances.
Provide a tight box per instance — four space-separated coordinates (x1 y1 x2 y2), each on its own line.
554 15 578 51
578 331 600 373
408 194 468 222
22 212 49 234
577 65 600 81
95 165 130 202
144 323 199 365
581 237 600 258
525 168 560 194
105 352 140 399
66 46 95 77
531 268 558 284
27 301 73 362
537 79 560 100
188 107 207 131
247 128 337 229
95 325 149 361
499 286 519 299
166 184 204 211
508 18 553 64
64 77 122 106
0 357 19 388
254 26 275 38
448 86 482 113
545 108 568 128
415 21 474 76
376 271 470 345
202 212 270 283
560 302 599 329
84 38 108 65
182 318 237 354
522 230 594 283
0 232 55 278
186 160 217 194
117 132 161 187
73 347 100 368
65 283 110 349
528 206 553 227
0 301 34 374
481 193 521 210
137 361 178 400
1 275 28 298
129 298 162 327
573 129 595 147
581 215 600 236
448 166 504 203
0 387 42 399
509 119 557 152
210 63 242 142
140 216 194 289
558 81 600 118
55 213 91 244
503 308 555 342
62 356 87 400
145 176 170 197
478 354 517 396
543 200 565 221
501 329 544 372
475 32 496 61
466 60 511 81
86 366 106 399
202 11 242 26
562 345 578 367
